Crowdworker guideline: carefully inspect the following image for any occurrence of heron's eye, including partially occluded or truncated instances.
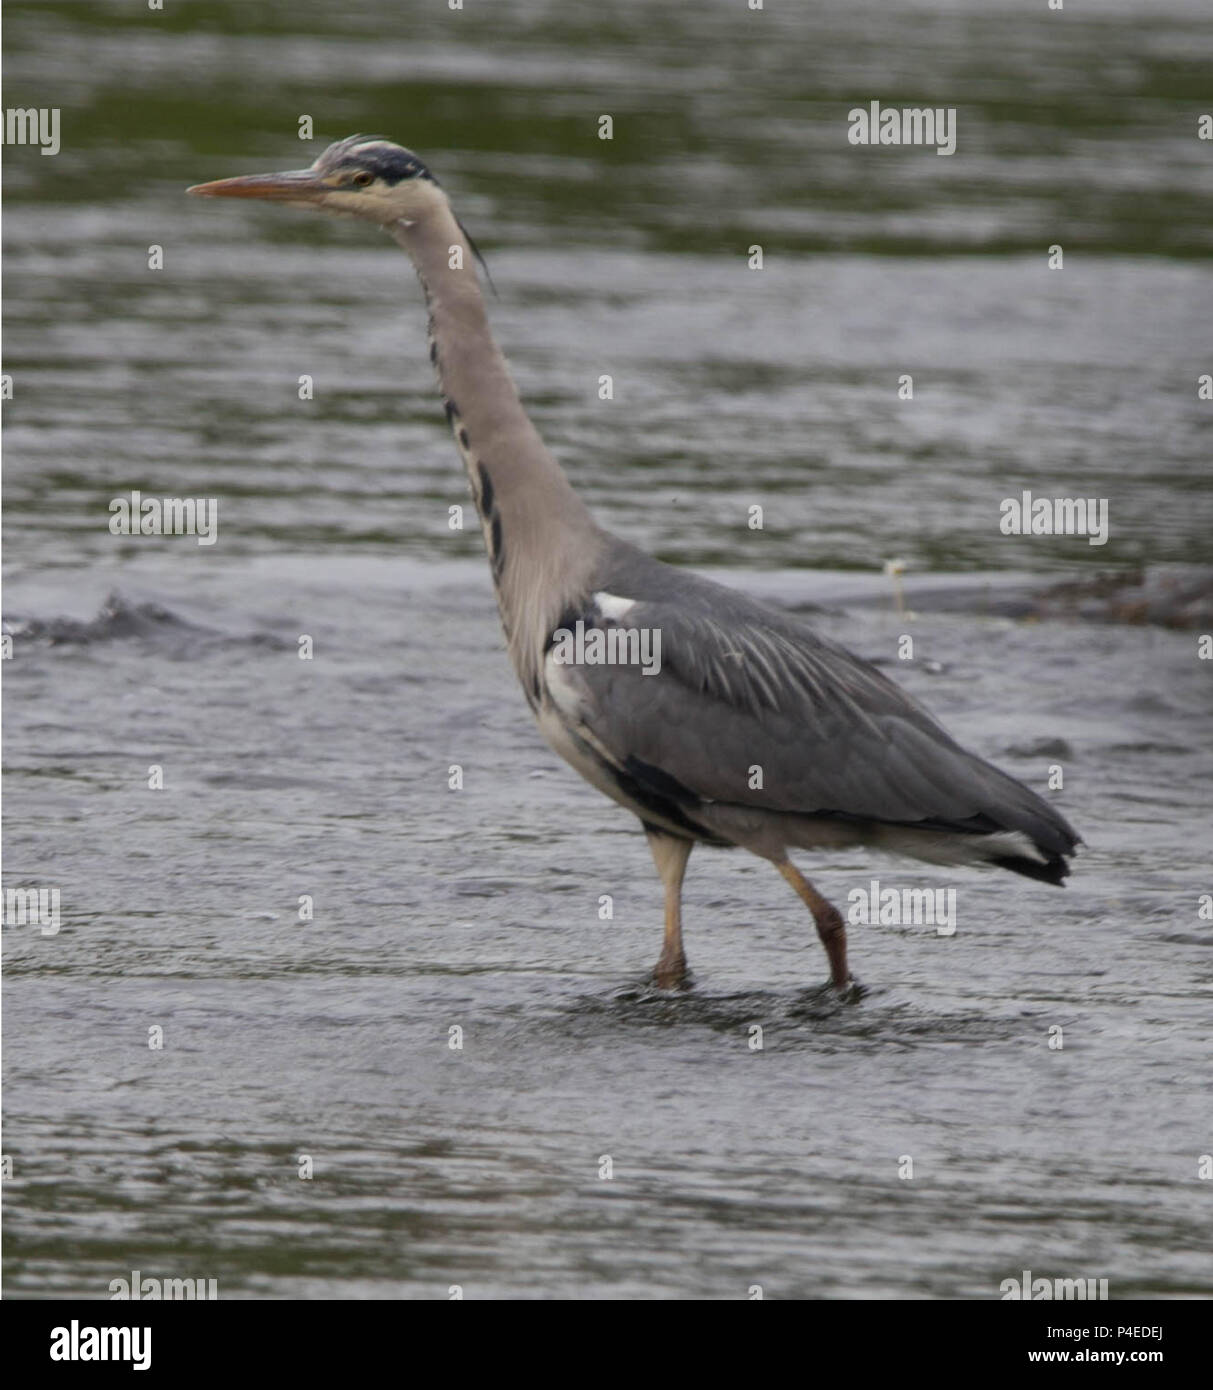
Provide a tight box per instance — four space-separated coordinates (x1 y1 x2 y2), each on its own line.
352 171 374 187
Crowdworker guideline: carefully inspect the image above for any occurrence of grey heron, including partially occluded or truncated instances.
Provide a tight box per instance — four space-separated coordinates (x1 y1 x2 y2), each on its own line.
189 137 1079 993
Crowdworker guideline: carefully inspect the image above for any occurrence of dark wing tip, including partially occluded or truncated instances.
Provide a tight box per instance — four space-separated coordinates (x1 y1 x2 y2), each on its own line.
991 853 1072 887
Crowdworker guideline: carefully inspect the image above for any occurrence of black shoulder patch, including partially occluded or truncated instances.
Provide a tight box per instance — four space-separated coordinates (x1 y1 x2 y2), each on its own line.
623 755 704 808
547 606 583 647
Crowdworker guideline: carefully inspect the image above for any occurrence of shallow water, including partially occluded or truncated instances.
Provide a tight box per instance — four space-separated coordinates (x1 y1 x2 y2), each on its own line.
3 0 1212 1298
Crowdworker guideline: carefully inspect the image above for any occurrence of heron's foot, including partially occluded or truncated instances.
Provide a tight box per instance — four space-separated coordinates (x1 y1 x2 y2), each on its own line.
653 951 691 991
832 975 864 1003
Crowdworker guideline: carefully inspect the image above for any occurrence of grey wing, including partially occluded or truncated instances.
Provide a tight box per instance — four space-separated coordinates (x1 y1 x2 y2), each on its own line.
549 549 1077 860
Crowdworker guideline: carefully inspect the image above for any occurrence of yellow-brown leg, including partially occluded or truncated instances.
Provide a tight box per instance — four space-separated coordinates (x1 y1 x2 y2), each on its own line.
646 829 693 989
776 860 852 990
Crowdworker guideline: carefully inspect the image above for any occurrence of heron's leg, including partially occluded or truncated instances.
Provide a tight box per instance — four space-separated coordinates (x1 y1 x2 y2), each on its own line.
646 829 693 989
775 860 851 990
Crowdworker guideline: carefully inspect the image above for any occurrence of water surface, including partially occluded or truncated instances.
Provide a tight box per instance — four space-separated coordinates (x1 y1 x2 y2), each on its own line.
3 0 1211 1298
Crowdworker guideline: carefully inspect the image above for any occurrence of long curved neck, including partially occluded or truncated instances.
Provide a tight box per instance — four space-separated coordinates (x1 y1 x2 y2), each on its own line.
390 204 601 702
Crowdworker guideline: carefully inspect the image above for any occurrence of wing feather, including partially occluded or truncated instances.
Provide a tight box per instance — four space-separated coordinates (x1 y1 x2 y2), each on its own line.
550 544 1077 858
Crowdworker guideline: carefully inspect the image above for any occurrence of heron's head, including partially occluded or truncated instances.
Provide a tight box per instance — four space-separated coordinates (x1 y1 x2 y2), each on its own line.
187 136 445 226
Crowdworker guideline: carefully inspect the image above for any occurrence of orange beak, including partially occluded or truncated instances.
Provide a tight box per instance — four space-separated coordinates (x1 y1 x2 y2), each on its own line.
187 170 332 203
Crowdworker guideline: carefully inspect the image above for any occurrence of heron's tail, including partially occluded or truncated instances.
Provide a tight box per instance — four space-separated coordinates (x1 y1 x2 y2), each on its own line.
988 850 1073 886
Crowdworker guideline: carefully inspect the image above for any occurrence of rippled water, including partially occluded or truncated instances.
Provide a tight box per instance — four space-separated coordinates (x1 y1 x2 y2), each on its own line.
3 0 1212 1298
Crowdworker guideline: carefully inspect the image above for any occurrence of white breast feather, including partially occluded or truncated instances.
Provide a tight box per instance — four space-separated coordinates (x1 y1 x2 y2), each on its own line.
591 591 637 623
